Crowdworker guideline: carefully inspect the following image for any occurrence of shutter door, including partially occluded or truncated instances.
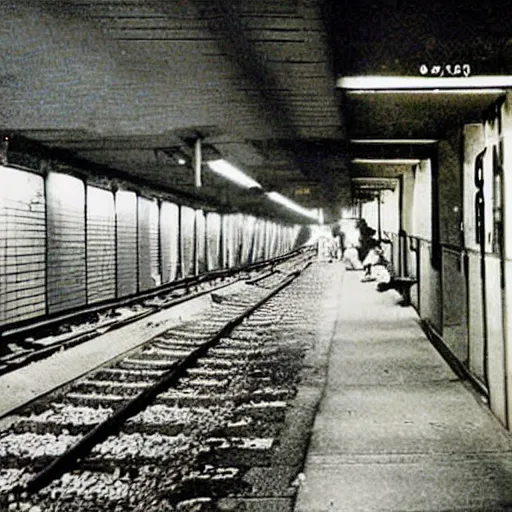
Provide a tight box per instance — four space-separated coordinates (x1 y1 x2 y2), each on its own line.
160 201 179 283
241 215 256 265
180 206 195 277
253 219 265 262
264 221 273 260
223 214 235 268
277 225 284 255
233 214 243 267
206 212 221 271
138 197 160 291
116 190 137 298
46 172 86 314
0 166 46 325
86 186 116 304
196 209 206 274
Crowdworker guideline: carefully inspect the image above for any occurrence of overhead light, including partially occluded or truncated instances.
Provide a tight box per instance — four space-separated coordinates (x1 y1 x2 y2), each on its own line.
352 158 420 165
337 75 512 92
350 139 438 144
207 159 262 189
266 192 319 221
347 88 505 95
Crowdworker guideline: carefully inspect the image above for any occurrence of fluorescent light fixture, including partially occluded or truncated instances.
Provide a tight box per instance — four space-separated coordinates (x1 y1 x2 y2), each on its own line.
267 191 319 221
352 158 420 165
350 139 438 144
337 75 512 91
207 159 262 189
347 88 506 95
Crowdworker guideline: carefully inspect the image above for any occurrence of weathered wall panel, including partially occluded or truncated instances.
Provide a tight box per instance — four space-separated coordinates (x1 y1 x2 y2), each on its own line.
0 167 46 325
264 221 274 260
438 135 463 247
86 186 116 304
180 205 195 277
222 214 235 268
116 190 137 297
485 254 506 425
138 197 160 291
467 251 486 385
46 172 86 314
206 212 221 271
160 201 179 283
253 219 266 262
240 215 256 265
441 247 468 363
196 209 206 274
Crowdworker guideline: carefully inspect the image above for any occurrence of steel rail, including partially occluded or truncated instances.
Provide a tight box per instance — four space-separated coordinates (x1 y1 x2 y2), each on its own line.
15 268 303 496
0 248 312 376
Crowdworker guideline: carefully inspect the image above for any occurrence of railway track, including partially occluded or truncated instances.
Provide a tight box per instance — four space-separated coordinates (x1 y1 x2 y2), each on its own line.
0 253 331 511
0 249 311 378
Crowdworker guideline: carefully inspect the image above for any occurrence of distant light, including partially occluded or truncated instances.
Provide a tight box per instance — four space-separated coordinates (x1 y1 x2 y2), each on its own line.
267 191 319 221
178 157 186 165
207 159 262 189
337 75 512 91
350 139 438 144
352 158 420 165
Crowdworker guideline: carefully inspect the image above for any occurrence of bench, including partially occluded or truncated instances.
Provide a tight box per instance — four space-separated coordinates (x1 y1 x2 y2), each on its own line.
391 276 417 306
374 255 417 306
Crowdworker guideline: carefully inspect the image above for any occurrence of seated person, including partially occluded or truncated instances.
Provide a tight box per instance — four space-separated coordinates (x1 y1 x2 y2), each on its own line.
343 244 363 270
361 240 382 282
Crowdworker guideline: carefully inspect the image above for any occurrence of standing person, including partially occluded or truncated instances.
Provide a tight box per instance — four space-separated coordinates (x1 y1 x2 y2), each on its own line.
357 218 377 264
330 223 343 261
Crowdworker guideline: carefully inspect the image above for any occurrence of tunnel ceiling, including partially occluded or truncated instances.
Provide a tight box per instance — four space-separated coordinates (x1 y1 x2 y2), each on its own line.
1 0 511 221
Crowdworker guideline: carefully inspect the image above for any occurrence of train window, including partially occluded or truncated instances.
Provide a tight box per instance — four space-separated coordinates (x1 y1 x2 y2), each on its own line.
474 148 486 247
492 144 503 255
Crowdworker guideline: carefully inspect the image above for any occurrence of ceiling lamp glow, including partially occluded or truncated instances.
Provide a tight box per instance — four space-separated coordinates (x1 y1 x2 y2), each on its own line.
207 159 261 189
337 75 512 91
352 158 420 165
267 191 319 221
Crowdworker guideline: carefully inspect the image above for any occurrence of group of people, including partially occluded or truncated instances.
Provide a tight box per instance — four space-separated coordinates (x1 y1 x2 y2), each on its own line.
325 219 391 284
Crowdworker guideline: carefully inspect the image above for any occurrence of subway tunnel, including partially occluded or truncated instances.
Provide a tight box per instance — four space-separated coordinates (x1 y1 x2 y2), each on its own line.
2 0 512 510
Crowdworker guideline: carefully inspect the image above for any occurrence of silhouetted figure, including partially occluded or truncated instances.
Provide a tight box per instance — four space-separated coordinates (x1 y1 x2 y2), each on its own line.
357 219 377 263
330 223 343 261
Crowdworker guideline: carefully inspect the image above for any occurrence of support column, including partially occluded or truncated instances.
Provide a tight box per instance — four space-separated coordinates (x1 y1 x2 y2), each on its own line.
194 139 202 188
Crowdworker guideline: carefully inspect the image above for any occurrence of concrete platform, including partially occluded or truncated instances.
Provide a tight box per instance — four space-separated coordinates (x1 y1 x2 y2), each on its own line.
294 270 512 512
